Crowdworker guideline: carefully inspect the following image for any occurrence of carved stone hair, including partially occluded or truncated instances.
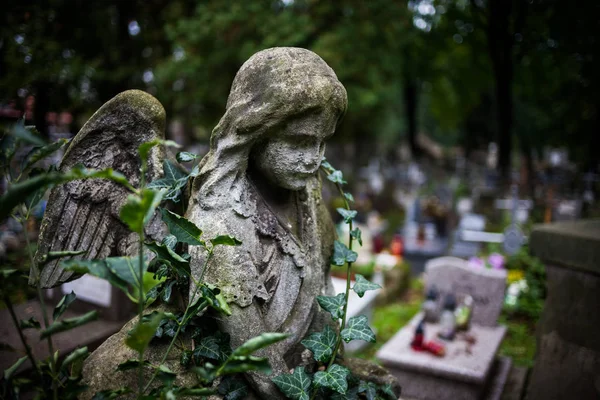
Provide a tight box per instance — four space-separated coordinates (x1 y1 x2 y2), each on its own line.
193 47 348 209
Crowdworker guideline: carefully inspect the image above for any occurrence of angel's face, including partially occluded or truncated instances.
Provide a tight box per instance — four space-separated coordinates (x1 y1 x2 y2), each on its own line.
252 112 337 191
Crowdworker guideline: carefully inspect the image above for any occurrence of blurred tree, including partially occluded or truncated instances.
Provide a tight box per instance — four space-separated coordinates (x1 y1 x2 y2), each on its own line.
0 0 182 135
154 0 412 163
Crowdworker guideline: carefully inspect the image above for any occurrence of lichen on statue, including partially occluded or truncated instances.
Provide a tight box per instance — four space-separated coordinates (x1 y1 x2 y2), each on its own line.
38 47 400 399
185 47 347 397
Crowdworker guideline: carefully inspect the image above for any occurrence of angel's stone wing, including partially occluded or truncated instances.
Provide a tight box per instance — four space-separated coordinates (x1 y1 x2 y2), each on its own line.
31 90 166 288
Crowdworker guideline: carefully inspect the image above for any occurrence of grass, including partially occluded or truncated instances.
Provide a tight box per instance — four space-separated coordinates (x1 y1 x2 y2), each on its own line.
350 279 423 360
497 314 537 367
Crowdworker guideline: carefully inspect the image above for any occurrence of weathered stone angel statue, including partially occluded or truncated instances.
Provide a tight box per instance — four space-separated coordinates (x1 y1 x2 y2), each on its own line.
33 47 398 399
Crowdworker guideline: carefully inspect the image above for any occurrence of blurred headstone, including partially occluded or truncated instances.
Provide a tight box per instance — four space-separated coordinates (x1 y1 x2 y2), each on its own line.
376 256 509 400
46 276 133 322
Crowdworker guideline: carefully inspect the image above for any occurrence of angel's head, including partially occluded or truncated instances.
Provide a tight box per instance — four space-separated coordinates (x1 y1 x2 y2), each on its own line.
195 47 347 204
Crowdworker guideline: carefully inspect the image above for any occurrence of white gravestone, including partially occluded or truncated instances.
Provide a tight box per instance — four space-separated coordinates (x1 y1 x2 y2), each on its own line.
62 275 112 307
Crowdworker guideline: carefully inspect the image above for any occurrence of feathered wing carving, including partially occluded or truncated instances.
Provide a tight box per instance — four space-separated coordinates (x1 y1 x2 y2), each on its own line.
31 90 167 288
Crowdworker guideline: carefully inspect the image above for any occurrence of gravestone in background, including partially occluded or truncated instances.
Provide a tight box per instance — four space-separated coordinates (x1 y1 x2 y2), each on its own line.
552 199 582 222
448 214 486 258
46 275 134 321
424 257 506 327
376 256 510 400
526 220 600 400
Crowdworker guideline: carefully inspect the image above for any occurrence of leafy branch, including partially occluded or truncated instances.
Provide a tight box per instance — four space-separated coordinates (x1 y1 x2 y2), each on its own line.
271 159 388 400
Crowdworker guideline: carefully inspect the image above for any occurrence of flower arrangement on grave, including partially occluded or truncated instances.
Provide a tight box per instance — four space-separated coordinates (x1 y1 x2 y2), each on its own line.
468 252 505 270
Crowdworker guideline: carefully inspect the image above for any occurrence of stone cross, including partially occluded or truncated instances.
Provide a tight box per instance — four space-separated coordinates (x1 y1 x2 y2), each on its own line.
461 184 529 255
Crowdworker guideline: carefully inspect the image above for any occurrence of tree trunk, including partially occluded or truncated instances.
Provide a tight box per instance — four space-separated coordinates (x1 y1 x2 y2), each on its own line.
404 79 419 160
33 81 50 139
487 0 514 184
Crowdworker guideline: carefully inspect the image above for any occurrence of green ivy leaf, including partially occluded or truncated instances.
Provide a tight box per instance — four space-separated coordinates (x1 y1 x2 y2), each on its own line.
156 364 177 385
344 192 355 203
210 235 242 247
11 122 45 145
125 311 164 353
65 165 134 191
160 208 204 246
320 159 335 173
145 241 191 278
40 311 98 339
316 293 345 320
146 176 187 203
180 350 192 367
327 170 346 185
379 383 397 400
120 189 164 234
332 240 357 266
198 284 232 316
41 250 87 265
61 346 89 369
61 259 130 298
0 167 134 221
181 297 208 327
218 376 249 400
192 364 217 384
193 336 223 361
138 139 180 168
53 291 77 320
19 316 41 330
358 380 378 400
350 228 363 246
21 138 68 173
313 364 349 394
4 356 27 380
331 386 359 400
231 332 289 357
115 359 151 371
176 151 200 163
219 355 271 375
161 280 176 303
340 315 376 343
336 208 357 223
101 257 157 304
352 275 381 298
300 325 337 363
162 234 177 249
271 366 312 400
104 256 142 287
163 158 187 181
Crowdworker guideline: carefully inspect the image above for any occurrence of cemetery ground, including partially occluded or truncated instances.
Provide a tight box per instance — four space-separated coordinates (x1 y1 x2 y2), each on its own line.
1 148 597 399
1 230 540 399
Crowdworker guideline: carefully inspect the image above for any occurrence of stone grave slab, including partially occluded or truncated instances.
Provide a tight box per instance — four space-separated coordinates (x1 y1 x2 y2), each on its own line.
378 312 507 400
377 256 510 399
46 275 134 322
424 257 507 327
